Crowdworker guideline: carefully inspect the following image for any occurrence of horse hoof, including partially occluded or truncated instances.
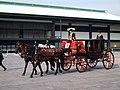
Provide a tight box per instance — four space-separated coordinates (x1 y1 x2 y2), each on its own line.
30 75 33 78
40 74 43 76
35 73 37 75
54 73 57 75
51 68 54 71
22 73 25 76
60 70 62 73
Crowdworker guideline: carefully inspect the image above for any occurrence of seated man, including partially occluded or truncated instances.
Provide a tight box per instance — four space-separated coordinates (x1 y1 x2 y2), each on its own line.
63 28 76 50
67 28 76 41
61 28 76 56
45 39 50 48
96 30 104 51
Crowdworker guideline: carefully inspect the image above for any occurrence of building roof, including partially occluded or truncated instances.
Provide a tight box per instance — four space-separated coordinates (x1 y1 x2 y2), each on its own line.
0 1 120 21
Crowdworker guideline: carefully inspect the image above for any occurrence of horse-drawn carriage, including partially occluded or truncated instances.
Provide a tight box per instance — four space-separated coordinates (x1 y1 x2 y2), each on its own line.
61 39 114 72
15 39 114 78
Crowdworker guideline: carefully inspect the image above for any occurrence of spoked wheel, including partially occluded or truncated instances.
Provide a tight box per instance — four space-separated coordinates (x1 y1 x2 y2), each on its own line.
76 57 87 72
61 59 72 71
103 51 114 69
87 59 98 68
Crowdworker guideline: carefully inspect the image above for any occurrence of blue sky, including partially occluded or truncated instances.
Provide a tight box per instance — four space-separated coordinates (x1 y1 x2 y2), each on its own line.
1 0 120 16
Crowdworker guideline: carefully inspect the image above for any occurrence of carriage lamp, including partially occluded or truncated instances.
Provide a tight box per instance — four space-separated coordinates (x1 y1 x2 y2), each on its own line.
87 41 91 47
113 44 117 48
87 41 91 51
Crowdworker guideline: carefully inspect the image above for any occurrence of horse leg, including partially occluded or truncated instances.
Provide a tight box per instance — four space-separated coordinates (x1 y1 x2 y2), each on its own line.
55 59 62 75
55 59 59 75
38 62 43 76
59 59 62 73
22 61 28 76
44 61 49 73
30 62 39 78
31 61 37 75
59 63 62 73
49 60 55 71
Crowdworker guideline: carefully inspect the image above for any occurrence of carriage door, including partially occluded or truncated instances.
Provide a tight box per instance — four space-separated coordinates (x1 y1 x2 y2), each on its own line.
65 40 72 49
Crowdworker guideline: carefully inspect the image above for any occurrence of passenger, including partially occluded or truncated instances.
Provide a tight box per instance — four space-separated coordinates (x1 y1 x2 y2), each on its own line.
64 28 76 56
96 30 104 51
34 41 38 54
96 30 103 39
67 28 76 41
34 41 38 47
45 39 50 48
0 49 7 71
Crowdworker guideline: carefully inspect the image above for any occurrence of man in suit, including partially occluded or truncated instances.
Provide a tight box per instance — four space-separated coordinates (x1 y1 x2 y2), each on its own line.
96 30 104 51
0 49 7 71
96 30 103 39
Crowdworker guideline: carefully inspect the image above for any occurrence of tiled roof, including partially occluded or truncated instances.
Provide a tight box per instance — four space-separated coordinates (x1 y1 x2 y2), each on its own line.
0 1 120 21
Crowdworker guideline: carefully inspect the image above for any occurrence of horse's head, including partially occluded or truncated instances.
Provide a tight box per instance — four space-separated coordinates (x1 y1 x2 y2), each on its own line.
20 44 28 58
15 41 22 54
15 42 28 58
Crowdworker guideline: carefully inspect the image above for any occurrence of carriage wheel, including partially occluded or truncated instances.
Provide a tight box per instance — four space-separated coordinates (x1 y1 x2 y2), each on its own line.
103 51 114 69
76 57 87 72
61 60 72 71
87 59 98 68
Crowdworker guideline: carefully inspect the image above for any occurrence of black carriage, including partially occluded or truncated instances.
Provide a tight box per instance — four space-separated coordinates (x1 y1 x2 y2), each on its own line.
61 39 114 72
85 39 114 69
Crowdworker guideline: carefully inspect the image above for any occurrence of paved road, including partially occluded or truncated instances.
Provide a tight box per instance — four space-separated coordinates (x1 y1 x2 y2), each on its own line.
0 52 120 90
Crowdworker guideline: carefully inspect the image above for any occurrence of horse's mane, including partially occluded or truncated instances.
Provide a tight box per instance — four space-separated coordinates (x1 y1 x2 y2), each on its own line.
25 44 35 57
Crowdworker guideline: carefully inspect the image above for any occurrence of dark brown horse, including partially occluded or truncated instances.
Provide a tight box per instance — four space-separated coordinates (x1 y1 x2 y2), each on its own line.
30 48 64 78
15 41 37 76
15 41 55 76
